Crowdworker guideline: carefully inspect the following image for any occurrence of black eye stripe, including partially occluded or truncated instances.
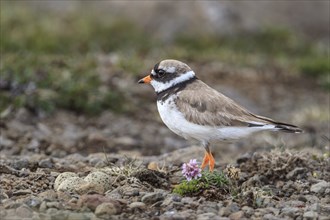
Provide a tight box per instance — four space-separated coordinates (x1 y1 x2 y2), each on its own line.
154 62 160 73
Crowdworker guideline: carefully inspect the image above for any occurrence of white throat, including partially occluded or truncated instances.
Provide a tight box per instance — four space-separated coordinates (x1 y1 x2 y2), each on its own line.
150 70 196 93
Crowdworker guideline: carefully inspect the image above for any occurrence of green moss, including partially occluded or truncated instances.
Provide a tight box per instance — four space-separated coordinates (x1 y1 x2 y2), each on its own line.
173 179 205 195
173 171 230 196
1 2 153 54
0 54 125 115
116 53 146 76
297 56 329 76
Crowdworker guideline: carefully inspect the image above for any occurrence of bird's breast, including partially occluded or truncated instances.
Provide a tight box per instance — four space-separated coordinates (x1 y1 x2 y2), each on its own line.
156 96 216 142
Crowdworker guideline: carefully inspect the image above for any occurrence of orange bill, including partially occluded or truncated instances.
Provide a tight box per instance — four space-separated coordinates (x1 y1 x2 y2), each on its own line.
138 75 152 84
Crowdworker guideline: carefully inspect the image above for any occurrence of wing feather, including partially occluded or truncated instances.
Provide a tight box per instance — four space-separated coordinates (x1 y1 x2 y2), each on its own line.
175 80 270 127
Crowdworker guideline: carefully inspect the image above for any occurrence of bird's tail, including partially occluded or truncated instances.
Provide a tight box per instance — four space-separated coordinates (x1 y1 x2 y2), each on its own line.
274 122 303 133
251 114 303 133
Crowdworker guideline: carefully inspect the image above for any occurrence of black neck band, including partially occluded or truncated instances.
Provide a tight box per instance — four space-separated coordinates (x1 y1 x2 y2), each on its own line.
156 76 197 102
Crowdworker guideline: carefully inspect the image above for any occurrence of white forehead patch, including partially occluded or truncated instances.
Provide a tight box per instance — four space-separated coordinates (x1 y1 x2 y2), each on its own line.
151 69 156 76
150 70 195 93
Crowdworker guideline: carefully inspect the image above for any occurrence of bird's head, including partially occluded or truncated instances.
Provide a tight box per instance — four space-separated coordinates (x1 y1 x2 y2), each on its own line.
138 59 196 93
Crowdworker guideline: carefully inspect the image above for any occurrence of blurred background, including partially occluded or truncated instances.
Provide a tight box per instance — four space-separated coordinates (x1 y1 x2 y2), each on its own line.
1 1 329 162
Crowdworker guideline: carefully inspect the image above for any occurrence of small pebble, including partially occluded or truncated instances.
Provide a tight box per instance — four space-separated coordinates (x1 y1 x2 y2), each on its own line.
303 211 319 219
129 202 146 209
141 192 164 204
95 202 121 216
310 181 329 194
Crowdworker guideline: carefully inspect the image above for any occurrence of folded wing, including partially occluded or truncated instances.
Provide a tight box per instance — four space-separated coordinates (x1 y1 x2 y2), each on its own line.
175 80 302 133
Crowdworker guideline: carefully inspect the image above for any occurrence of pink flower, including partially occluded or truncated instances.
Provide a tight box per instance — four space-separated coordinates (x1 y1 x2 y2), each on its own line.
182 159 202 181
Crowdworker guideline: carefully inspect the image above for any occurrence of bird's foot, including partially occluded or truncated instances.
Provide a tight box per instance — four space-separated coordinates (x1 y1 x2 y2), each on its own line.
201 151 215 172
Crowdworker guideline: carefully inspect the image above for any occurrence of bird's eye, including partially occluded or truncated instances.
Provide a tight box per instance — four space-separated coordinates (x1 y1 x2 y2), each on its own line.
157 69 166 78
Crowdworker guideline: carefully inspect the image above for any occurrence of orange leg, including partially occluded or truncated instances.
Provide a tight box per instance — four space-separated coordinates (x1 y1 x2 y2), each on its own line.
208 152 215 172
201 151 210 169
201 143 215 172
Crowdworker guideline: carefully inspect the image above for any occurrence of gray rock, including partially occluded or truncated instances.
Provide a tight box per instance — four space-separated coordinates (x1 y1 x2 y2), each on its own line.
310 181 330 194
320 204 330 214
0 209 6 219
95 202 121 216
38 190 58 200
122 187 139 197
16 204 33 218
38 158 54 168
39 201 47 212
3 201 22 209
228 211 244 220
76 182 105 195
219 202 240 217
161 196 173 207
309 203 320 212
172 195 181 202
27 139 40 151
303 211 319 219
181 197 195 204
47 209 68 220
67 212 95 220
197 212 224 220
106 188 122 200
263 213 282 220
46 202 62 209
304 195 320 203
25 197 42 208
236 152 253 164
46 208 58 215
3 209 16 218
284 200 305 208
197 201 219 214
77 194 120 212
161 209 196 220
12 189 32 196
11 158 29 170
286 167 306 180
0 191 9 200
280 207 301 218
265 207 280 216
241 206 254 217
141 192 164 204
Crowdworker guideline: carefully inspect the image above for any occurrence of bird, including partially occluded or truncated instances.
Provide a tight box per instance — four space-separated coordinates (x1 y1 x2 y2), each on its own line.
138 59 302 171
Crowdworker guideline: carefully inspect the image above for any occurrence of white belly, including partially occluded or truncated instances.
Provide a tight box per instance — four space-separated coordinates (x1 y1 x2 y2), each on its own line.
157 96 275 142
157 97 219 142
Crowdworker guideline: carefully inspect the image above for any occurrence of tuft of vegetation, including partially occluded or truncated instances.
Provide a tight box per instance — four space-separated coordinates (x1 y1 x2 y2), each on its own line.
173 171 231 197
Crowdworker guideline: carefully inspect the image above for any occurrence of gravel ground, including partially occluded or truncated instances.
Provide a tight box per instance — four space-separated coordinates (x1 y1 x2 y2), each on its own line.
0 145 329 220
1 64 329 219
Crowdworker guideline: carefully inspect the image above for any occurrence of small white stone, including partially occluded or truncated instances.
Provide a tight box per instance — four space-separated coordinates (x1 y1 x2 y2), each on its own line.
57 177 86 192
129 202 146 209
84 171 112 191
54 172 78 191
